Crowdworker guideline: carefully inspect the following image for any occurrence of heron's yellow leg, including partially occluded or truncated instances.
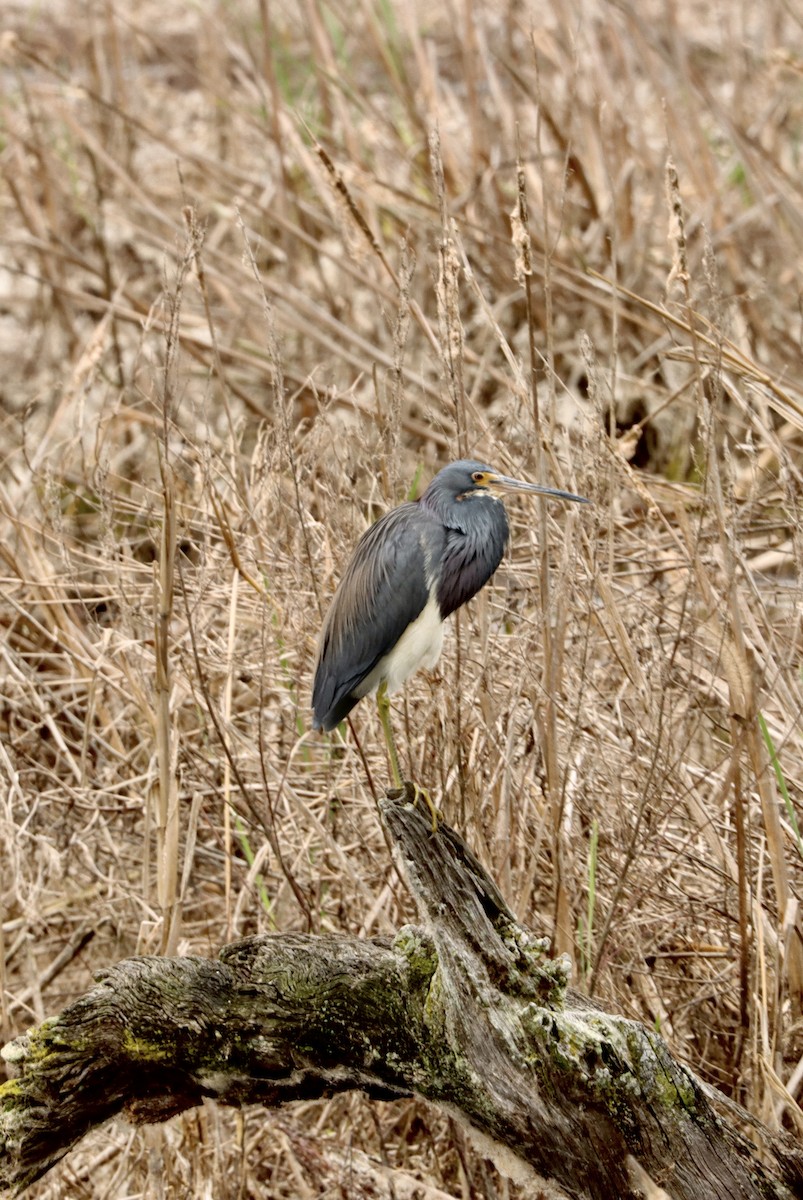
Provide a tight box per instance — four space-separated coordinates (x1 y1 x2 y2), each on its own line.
376 681 403 788
376 685 439 832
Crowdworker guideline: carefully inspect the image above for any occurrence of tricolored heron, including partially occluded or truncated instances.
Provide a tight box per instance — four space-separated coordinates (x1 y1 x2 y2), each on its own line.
312 459 588 804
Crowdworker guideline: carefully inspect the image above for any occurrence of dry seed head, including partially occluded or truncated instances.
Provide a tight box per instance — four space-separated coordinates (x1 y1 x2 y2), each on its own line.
665 155 690 297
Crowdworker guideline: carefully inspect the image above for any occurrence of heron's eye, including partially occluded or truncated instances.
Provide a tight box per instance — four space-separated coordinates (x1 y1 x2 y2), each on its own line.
471 471 485 483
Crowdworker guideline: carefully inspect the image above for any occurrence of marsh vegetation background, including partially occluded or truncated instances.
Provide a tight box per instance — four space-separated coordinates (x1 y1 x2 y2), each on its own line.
2 0 802 1194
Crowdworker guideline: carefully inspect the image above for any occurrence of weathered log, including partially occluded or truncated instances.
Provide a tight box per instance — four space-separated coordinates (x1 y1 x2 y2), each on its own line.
1 788 801 1198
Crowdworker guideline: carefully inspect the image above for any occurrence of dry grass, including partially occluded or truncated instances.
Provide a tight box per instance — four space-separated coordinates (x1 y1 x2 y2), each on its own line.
2 0 803 1194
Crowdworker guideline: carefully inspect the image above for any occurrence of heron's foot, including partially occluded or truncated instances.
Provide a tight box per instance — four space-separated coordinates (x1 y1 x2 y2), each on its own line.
386 779 441 832
408 780 440 833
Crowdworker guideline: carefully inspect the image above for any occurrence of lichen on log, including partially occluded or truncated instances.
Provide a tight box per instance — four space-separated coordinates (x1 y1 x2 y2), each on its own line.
2 788 801 1200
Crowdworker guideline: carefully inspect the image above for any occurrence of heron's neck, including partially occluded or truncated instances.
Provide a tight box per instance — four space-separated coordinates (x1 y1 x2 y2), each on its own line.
427 494 511 618
420 487 499 533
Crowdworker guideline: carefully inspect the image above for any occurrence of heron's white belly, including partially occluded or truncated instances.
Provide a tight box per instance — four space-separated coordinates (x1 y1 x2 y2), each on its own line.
359 595 444 698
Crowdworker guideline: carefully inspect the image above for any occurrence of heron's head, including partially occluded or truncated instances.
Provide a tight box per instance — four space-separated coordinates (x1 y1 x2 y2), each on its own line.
426 460 589 506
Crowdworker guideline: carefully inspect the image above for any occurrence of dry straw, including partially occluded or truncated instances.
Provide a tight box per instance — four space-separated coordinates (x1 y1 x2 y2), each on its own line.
1 0 802 1194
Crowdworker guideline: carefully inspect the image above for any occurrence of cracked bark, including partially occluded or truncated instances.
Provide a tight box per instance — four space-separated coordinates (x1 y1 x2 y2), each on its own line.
2 788 801 1199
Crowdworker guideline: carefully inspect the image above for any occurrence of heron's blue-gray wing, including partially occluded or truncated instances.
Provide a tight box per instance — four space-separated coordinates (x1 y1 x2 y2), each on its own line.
312 503 445 731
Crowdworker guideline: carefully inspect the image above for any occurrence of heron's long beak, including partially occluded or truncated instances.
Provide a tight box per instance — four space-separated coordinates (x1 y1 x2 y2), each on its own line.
488 473 590 505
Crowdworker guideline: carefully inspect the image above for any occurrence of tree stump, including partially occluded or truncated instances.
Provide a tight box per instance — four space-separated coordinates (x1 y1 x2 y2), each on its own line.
2 788 801 1198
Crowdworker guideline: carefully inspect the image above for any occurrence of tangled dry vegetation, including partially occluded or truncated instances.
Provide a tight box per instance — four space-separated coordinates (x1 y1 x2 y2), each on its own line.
1 0 802 1195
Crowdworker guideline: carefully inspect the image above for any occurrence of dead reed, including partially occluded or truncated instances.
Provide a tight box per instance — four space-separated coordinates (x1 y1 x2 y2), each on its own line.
1 0 802 1194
